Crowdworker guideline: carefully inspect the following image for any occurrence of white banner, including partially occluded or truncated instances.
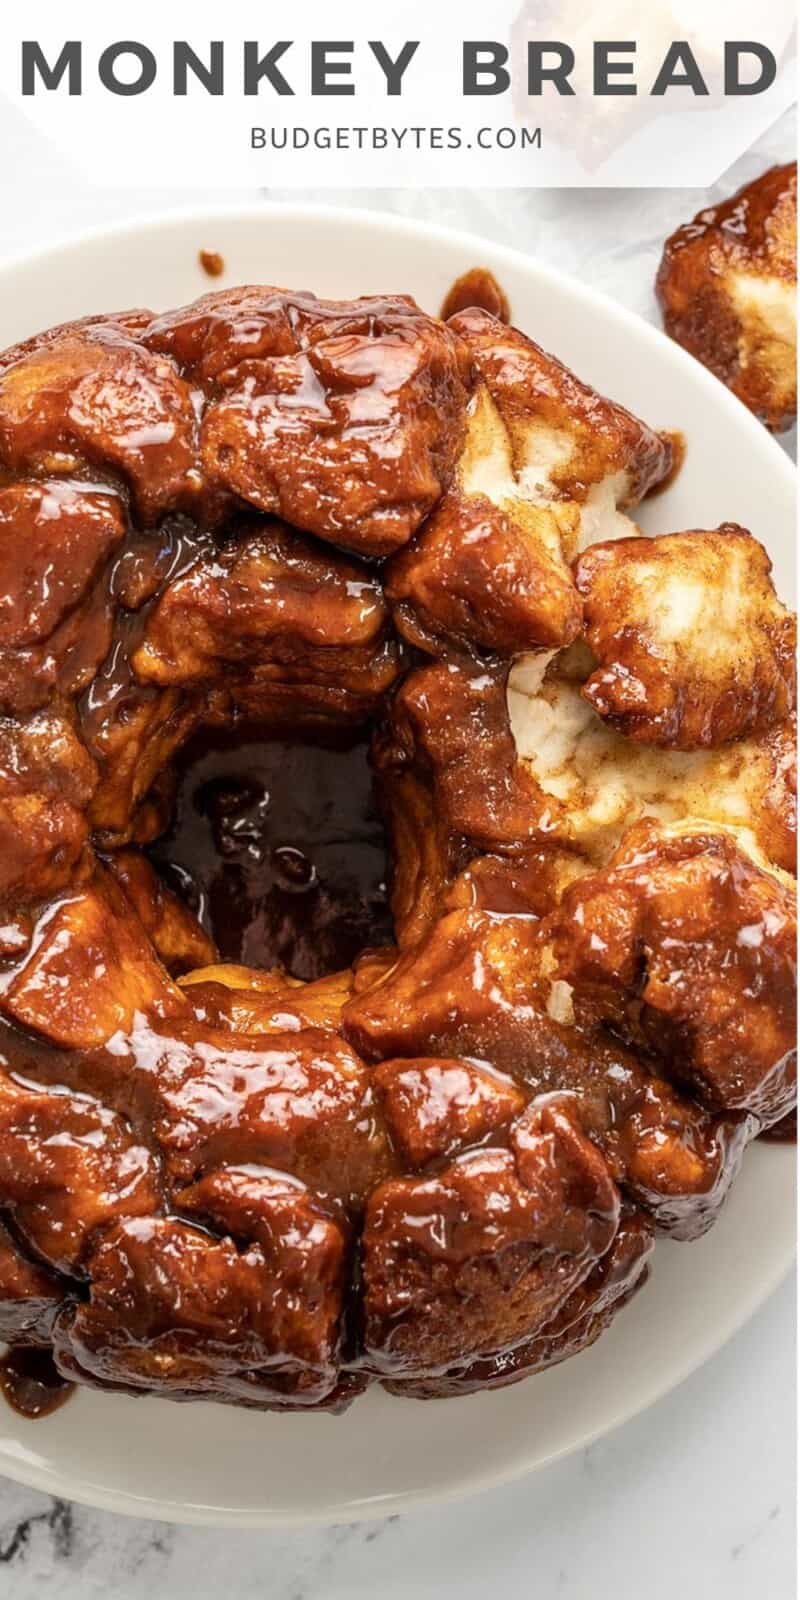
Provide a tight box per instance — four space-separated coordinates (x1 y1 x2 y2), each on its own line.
0 1 795 188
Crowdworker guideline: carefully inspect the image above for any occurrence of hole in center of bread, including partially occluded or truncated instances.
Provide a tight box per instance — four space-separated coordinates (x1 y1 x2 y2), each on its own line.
146 720 392 981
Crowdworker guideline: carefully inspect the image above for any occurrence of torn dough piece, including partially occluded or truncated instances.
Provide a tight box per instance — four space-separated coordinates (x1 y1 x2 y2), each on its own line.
386 309 672 658
508 661 796 875
575 525 796 748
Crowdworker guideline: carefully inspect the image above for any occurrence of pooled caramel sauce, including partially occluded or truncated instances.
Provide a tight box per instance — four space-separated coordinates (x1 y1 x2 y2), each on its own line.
647 430 687 498
147 723 393 981
0 1347 74 1419
199 250 226 279
441 268 511 324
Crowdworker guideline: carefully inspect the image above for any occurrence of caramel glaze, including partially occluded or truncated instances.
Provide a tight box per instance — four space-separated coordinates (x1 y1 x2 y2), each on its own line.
79 516 214 749
656 163 797 433
199 250 225 279
0 285 794 1414
646 430 686 498
146 723 394 981
0 1346 74 1419
440 267 511 325
661 165 796 262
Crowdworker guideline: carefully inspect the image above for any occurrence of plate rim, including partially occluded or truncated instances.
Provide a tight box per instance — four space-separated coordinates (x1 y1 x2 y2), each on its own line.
0 200 794 1526
0 1227 794 1527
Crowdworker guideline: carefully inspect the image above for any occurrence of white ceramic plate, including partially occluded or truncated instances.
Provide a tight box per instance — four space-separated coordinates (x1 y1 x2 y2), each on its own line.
0 206 795 1526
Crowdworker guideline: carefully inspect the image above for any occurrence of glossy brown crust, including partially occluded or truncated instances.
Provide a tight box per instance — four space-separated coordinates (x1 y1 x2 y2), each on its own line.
382 1208 654 1398
550 822 797 1127
656 163 797 432
0 327 203 526
386 484 583 659
361 1100 619 1378
0 709 96 916
142 1021 393 1202
341 905 755 1242
0 286 794 1413
0 310 155 379
386 310 673 660
178 963 354 1034
133 519 396 697
444 848 588 918
343 908 549 1067
382 660 550 851
0 871 186 1050
0 293 471 556
104 849 217 975
751 716 797 877
372 764 469 950
575 526 796 748
0 1219 66 1346
53 1208 356 1410
0 483 125 710
374 1057 526 1167
0 1064 160 1274
149 287 472 555
440 268 511 325
447 308 672 508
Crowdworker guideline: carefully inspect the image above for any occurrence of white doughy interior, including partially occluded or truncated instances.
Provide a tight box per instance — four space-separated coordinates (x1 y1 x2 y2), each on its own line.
730 271 797 350
508 671 786 877
460 386 637 570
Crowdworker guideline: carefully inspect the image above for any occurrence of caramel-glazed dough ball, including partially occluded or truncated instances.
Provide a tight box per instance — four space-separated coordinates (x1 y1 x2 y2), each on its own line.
657 163 797 433
0 283 794 1412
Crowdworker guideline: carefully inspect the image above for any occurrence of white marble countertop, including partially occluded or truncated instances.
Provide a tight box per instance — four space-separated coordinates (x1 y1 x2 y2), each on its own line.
0 98 795 1598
